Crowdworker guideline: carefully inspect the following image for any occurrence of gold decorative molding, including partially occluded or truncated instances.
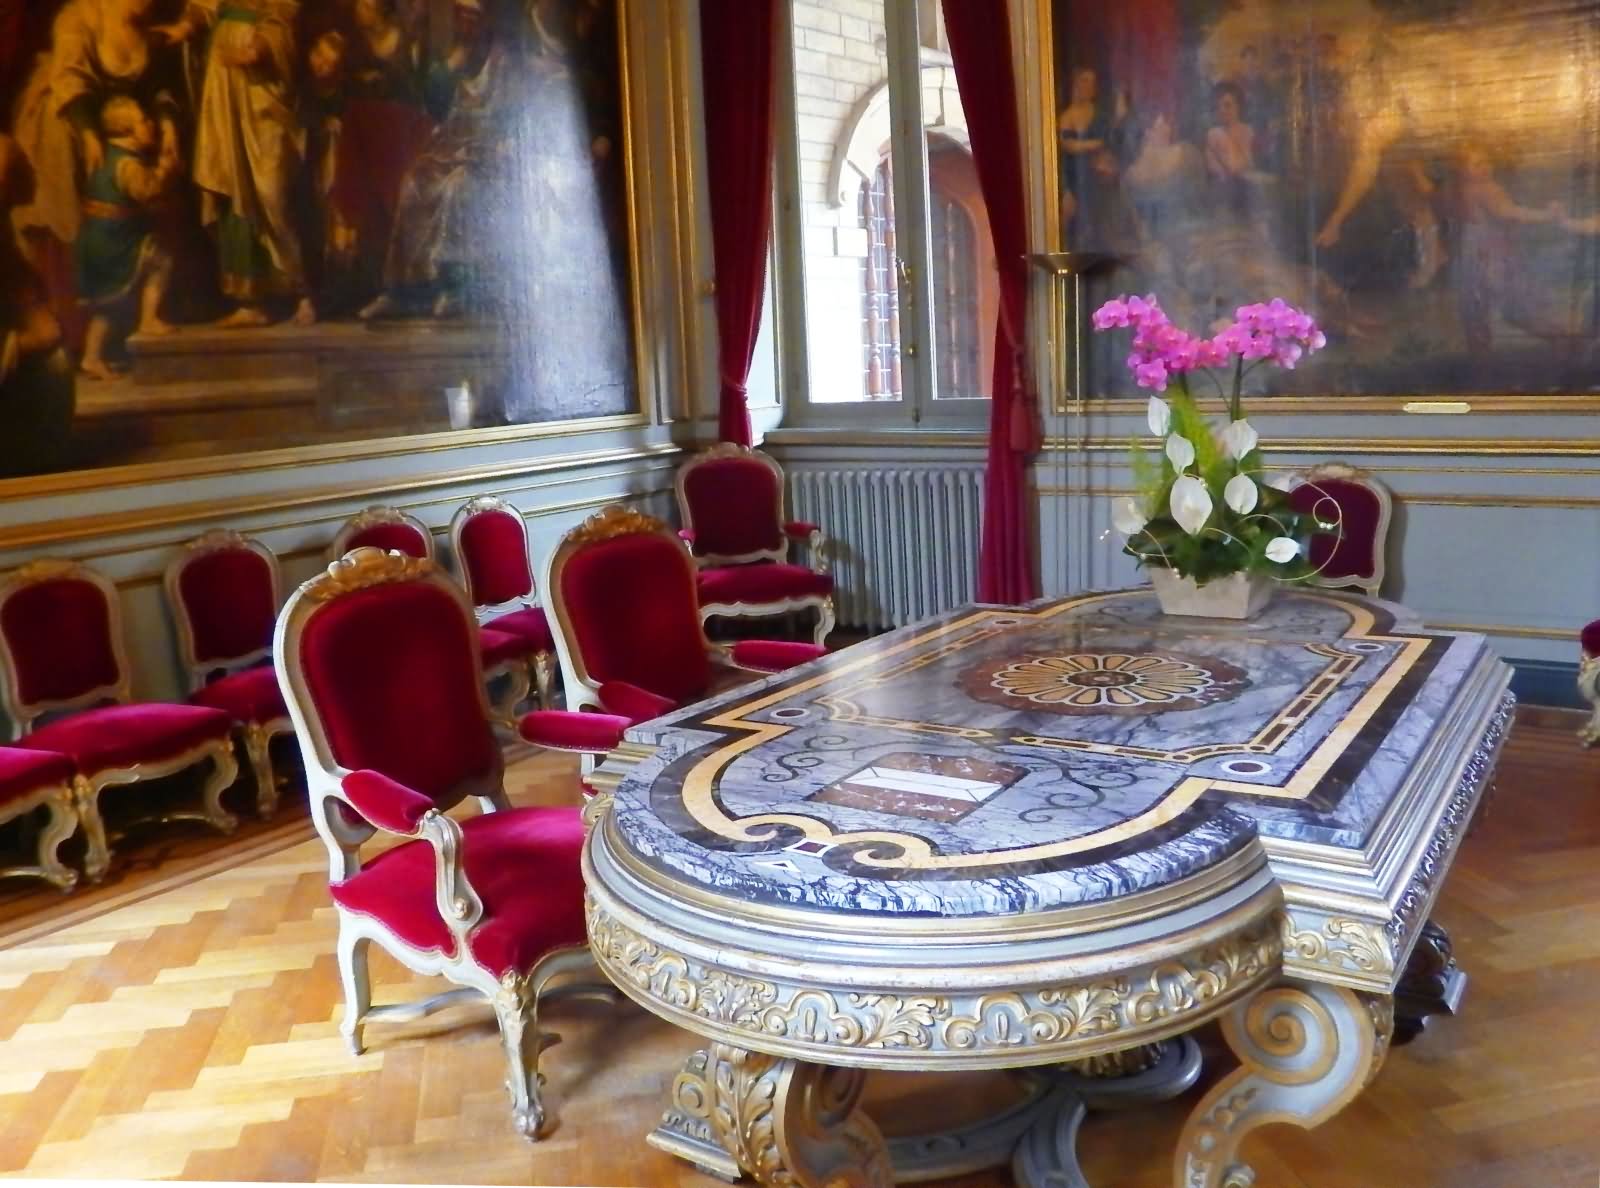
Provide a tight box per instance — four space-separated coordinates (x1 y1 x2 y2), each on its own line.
1077 395 1600 415
300 548 436 602
1280 915 1396 980
1044 436 1600 457
0 413 653 503
0 443 681 553
585 895 1283 1064
1037 485 1600 510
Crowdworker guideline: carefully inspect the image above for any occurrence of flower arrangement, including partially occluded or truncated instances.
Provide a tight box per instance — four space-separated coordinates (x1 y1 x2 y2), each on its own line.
1091 294 1337 596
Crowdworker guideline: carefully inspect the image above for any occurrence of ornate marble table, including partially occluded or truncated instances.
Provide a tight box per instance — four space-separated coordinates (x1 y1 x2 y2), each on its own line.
581 588 1512 1187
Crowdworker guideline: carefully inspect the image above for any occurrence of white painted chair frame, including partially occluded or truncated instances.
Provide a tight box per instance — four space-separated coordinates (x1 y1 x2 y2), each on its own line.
273 548 604 1140
0 559 238 882
0 761 79 891
327 505 437 564
673 443 835 647
163 529 293 816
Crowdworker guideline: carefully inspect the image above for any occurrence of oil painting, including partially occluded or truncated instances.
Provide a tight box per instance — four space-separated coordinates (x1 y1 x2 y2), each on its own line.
0 0 636 478
1052 0 1600 399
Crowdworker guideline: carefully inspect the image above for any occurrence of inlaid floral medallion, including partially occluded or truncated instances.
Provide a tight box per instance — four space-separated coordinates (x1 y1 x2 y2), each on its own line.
960 650 1251 716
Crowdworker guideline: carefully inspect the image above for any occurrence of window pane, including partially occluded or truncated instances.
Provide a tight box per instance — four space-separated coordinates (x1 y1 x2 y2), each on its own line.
791 0 902 403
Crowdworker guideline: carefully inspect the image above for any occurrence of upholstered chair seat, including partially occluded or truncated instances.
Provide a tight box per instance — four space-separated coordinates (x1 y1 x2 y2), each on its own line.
0 745 79 890
484 606 556 652
1 559 240 882
450 496 560 714
20 703 233 774
330 784 586 978
696 561 833 606
674 445 835 647
275 547 621 1140
187 664 286 725
543 506 830 734
164 531 293 815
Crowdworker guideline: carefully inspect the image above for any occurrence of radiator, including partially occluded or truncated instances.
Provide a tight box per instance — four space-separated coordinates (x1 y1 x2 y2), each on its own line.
789 465 985 631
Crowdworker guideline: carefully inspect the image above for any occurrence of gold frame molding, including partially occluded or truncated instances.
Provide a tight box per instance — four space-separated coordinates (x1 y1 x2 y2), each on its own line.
0 0 663 502
1031 0 1600 416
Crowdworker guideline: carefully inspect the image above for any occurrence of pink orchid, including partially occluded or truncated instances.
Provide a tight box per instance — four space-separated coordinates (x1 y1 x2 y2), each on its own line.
1134 359 1169 390
1092 298 1131 330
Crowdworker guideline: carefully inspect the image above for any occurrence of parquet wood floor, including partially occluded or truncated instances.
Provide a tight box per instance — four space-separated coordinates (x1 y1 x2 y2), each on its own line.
1 713 1598 1187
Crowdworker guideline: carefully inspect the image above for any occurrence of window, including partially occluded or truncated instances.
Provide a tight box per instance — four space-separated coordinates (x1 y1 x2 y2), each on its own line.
777 0 993 422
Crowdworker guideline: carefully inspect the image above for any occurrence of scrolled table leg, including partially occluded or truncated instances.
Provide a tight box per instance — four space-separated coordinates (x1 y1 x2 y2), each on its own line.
1175 983 1392 1188
648 1043 892 1187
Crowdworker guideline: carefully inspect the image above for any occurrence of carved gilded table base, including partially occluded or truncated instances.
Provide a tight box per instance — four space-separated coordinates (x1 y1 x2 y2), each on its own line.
649 1043 892 1187
651 1039 1210 1188
1177 982 1394 1188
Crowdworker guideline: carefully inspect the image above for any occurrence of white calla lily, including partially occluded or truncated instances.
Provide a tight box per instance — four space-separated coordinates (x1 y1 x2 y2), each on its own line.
1223 473 1258 515
1265 536 1300 563
1266 472 1297 492
1147 396 1172 436
1165 433 1196 472
1169 474 1213 536
1220 418 1259 461
1111 497 1149 536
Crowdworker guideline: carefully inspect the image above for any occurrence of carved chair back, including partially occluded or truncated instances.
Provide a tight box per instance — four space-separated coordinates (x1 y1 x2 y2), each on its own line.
543 505 714 711
274 549 503 877
449 495 538 612
0 559 132 737
1288 464 1393 596
674 444 790 565
330 506 436 563
164 530 283 692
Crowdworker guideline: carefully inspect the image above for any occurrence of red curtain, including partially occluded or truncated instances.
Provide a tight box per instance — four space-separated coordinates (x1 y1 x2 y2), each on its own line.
699 0 777 446
943 1 1039 604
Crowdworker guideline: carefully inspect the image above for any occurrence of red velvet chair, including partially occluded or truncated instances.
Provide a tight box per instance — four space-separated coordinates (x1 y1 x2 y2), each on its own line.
0 559 238 882
0 745 79 890
449 495 557 708
328 505 436 563
273 547 624 1139
674 443 835 647
1580 620 1600 747
163 530 292 816
1287 463 1394 597
331 505 534 722
542 504 829 724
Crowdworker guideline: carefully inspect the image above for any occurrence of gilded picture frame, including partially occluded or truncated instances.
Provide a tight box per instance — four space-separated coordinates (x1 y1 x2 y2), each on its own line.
0 0 658 496
1038 0 1600 416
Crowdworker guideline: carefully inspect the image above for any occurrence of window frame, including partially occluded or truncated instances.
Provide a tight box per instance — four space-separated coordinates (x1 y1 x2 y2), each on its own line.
772 0 991 429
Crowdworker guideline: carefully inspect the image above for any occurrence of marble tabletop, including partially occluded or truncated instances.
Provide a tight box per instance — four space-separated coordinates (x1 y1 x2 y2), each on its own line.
602 588 1510 928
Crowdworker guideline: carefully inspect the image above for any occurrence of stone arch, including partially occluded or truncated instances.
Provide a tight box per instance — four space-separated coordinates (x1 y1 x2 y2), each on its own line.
828 63 970 214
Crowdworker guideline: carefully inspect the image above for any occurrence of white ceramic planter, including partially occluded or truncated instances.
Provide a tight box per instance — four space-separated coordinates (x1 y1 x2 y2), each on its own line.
1147 569 1275 620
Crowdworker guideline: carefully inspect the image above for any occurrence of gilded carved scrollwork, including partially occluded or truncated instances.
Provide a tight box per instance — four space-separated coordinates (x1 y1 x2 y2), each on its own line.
657 1044 892 1188
1177 982 1393 1188
587 896 1282 1062
1280 915 1395 980
303 547 435 601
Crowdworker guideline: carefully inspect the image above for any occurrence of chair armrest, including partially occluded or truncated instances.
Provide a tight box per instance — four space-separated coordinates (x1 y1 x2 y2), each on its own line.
730 639 828 673
783 521 828 575
341 769 435 835
341 770 485 946
598 679 678 723
518 709 632 753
